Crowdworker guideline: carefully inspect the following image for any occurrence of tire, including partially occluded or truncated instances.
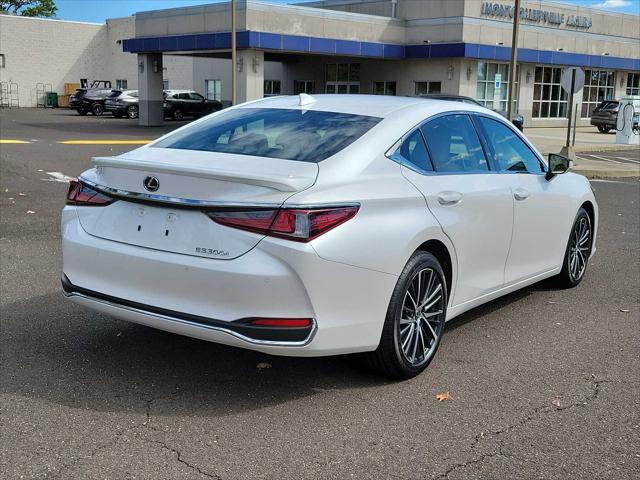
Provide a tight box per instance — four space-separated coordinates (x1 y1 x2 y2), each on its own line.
91 103 104 116
112 111 123 118
126 105 139 119
597 125 611 133
77 108 88 116
554 208 592 288
172 108 184 121
366 251 448 379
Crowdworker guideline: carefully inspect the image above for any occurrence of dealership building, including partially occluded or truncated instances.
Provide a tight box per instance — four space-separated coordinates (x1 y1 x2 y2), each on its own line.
1 0 638 126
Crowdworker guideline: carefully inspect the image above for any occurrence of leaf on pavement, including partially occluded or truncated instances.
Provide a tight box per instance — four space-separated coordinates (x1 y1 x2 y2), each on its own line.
256 362 272 370
552 398 561 408
436 391 451 402
26 210 35 214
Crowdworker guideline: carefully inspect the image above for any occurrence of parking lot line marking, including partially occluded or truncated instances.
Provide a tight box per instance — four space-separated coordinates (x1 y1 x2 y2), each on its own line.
0 140 31 144
613 157 640 164
58 140 153 145
586 154 622 164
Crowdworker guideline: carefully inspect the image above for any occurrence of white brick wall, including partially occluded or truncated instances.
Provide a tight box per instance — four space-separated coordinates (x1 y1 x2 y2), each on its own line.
0 15 109 107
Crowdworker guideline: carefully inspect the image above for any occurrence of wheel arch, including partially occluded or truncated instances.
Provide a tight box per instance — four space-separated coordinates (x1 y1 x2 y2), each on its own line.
414 239 454 301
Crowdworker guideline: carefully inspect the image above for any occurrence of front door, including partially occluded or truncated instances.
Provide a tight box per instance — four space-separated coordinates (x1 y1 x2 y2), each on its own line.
473 115 571 283
399 114 514 307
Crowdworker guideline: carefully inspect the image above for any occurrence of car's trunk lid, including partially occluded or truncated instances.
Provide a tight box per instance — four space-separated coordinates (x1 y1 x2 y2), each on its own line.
76 147 318 259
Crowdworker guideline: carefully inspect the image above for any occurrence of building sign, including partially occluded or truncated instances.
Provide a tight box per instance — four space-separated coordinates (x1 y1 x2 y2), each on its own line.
494 73 502 89
481 3 592 29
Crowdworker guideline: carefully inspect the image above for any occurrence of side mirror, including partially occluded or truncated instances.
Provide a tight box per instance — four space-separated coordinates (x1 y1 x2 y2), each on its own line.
512 114 524 132
546 153 571 180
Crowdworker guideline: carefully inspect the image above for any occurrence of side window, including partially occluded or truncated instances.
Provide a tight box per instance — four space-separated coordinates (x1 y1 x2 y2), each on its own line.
476 117 544 173
190 92 205 101
421 114 488 173
398 129 433 172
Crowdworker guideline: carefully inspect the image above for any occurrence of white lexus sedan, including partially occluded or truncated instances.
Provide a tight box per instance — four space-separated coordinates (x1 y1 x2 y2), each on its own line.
62 94 597 378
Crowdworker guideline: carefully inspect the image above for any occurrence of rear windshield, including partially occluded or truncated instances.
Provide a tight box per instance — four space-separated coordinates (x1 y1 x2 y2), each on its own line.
153 108 381 163
108 90 123 98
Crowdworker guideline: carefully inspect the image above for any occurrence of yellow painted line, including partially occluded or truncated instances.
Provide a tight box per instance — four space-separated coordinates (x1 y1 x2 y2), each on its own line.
0 140 31 144
58 140 153 145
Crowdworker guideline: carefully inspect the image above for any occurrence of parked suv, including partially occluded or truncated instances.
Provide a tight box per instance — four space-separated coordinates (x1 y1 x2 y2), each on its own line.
163 90 223 120
104 90 139 119
71 88 114 116
590 100 621 133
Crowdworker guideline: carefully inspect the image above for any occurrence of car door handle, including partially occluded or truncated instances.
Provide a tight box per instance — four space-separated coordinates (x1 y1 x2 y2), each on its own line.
513 188 530 201
437 191 463 206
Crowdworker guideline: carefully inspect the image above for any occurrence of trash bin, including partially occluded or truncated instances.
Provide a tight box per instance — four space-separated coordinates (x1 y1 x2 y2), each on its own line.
46 92 58 108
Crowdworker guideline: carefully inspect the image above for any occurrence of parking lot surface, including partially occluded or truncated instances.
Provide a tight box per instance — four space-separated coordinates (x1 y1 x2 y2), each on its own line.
1 109 639 479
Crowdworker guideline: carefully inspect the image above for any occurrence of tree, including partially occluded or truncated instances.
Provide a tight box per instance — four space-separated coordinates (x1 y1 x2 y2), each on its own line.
0 0 57 17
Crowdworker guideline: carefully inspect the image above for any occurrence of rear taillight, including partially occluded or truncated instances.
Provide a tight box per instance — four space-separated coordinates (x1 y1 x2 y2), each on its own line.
207 206 358 242
66 179 114 206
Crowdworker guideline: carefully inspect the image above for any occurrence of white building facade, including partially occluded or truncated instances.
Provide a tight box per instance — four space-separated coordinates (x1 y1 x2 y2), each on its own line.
1 0 638 127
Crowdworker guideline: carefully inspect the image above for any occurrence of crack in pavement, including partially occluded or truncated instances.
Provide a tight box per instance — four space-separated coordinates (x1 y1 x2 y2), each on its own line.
141 438 222 479
432 374 609 479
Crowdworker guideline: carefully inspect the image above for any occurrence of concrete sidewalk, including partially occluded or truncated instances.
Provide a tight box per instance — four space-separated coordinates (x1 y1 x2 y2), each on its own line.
524 126 639 178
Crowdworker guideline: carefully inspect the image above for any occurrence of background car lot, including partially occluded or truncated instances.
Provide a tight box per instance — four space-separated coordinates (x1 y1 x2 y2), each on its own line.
1 109 639 479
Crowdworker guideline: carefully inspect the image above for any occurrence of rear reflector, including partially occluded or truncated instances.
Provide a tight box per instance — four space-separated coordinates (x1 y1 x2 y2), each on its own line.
208 206 358 242
249 318 312 327
67 179 114 206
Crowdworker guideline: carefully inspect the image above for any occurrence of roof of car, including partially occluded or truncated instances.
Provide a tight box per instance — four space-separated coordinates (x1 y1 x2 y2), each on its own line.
165 90 196 94
240 94 491 119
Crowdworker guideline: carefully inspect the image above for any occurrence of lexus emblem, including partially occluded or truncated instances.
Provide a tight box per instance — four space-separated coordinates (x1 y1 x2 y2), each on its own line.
143 176 160 192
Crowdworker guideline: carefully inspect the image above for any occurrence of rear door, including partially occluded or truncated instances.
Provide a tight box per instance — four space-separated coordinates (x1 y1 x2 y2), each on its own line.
399 113 514 306
188 92 206 114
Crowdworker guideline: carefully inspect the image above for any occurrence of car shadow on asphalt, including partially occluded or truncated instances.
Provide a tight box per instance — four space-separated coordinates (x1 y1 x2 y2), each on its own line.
2 280 557 418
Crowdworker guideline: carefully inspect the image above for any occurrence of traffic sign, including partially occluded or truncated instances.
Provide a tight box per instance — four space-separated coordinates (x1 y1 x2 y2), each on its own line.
561 67 585 94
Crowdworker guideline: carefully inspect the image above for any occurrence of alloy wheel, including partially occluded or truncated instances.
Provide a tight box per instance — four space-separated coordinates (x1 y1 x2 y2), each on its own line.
569 216 590 282
399 267 445 366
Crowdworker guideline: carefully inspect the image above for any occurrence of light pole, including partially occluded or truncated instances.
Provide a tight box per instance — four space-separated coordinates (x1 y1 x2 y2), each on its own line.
231 0 237 106
507 0 521 121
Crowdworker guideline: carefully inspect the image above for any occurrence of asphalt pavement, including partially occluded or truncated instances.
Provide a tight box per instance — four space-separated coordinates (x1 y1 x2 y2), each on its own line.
1 108 639 479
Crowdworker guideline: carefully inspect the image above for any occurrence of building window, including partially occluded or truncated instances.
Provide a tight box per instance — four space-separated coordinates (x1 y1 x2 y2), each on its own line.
205 79 222 101
627 73 640 96
115 79 128 90
0 54 5 68
294 80 315 95
326 63 360 94
581 70 615 118
476 62 518 112
374 81 396 96
264 80 281 97
532 66 568 118
415 81 442 96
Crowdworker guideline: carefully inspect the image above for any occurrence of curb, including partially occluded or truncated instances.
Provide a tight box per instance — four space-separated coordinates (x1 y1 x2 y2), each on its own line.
538 144 640 155
572 168 640 179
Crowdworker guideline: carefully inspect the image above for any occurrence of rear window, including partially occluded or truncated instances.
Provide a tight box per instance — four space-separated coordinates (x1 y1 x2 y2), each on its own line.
108 90 123 98
153 108 381 163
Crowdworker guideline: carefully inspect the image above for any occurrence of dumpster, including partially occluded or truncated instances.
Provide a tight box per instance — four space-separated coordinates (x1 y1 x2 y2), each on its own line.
46 91 58 108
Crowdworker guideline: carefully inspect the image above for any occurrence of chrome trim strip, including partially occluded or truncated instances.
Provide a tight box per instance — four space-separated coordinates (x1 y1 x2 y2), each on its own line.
79 177 360 211
63 290 317 347
78 177 283 209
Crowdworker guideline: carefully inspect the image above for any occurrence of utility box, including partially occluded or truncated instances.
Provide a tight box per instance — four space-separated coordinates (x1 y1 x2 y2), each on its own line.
46 91 58 108
615 96 640 145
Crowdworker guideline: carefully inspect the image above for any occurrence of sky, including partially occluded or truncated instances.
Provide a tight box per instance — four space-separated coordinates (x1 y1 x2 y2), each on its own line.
52 0 639 23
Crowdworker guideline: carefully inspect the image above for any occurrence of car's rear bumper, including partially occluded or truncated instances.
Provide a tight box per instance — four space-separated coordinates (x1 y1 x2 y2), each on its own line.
61 208 397 356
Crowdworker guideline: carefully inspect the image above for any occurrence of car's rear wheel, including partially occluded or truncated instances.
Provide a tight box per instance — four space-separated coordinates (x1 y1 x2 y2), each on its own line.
172 108 184 121
91 103 104 116
597 125 611 133
366 252 447 379
126 105 139 119
555 208 592 288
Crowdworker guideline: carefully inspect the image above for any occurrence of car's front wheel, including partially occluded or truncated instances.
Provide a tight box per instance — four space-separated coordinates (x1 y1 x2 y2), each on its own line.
126 105 139 119
597 125 611 133
91 103 104 116
555 208 592 288
77 108 87 116
367 251 447 379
